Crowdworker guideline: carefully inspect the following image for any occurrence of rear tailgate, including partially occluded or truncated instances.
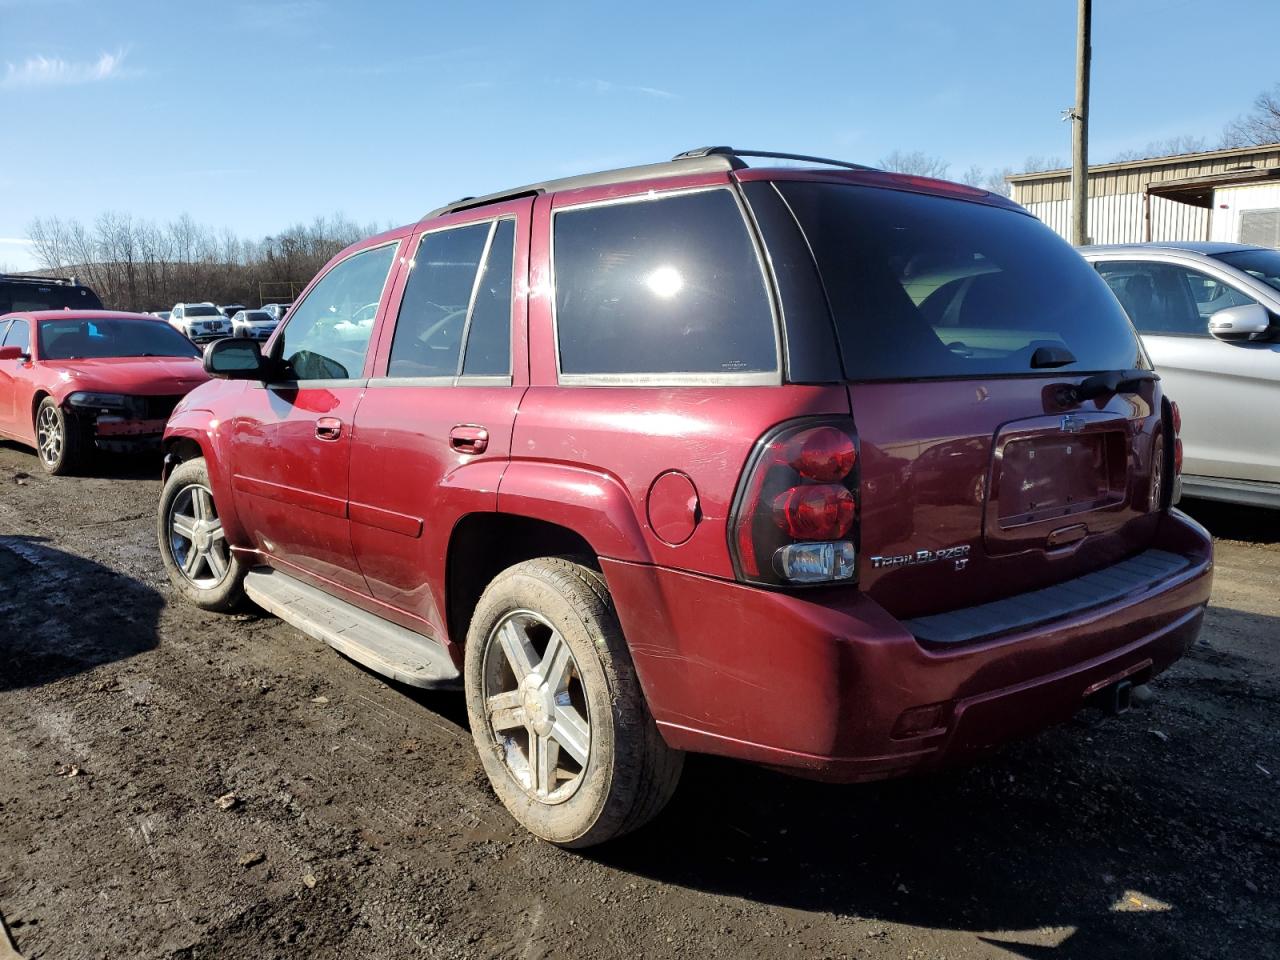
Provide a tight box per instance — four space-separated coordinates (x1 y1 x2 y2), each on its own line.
850 377 1164 622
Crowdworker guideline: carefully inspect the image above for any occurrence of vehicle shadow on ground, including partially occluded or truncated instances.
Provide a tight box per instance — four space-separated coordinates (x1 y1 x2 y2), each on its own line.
1179 498 1280 544
593 706 1273 958
0 535 161 690
0 439 163 481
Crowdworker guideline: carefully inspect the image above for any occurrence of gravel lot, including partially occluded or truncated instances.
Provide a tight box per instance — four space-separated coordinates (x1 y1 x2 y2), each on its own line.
0 440 1276 960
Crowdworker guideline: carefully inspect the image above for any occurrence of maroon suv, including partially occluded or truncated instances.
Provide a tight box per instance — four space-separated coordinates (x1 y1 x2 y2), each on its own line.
157 147 1213 847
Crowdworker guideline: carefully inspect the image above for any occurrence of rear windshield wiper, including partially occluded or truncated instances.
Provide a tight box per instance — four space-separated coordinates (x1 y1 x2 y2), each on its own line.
1068 369 1159 402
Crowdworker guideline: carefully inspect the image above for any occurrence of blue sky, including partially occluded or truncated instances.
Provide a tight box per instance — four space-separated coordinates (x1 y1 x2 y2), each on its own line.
1 0 1277 270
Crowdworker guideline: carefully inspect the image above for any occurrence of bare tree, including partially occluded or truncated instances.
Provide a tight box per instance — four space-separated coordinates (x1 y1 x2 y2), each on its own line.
1110 135 1208 162
1222 83 1280 148
1020 155 1067 174
878 150 950 179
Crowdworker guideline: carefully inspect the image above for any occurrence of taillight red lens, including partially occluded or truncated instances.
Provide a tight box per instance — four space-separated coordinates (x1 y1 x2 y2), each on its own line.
786 426 857 482
729 418 860 586
1170 401 1182 436
773 484 855 540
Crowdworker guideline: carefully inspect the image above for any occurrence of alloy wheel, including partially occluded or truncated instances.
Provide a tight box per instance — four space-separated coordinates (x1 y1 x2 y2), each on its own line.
167 483 230 588
36 405 63 467
481 610 591 803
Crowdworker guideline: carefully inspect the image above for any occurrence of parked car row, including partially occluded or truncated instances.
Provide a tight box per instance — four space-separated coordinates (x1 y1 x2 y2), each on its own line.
0 147 1272 849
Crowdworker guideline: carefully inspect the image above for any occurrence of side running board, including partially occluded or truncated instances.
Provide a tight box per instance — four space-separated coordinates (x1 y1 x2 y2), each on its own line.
244 568 461 689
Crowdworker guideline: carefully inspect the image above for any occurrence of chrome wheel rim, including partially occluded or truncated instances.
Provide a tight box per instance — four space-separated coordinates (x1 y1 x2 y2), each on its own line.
482 610 591 804
167 483 230 588
37 406 62 467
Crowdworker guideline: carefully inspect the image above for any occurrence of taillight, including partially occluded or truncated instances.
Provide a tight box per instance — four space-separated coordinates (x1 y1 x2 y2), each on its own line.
1154 397 1183 510
729 418 859 586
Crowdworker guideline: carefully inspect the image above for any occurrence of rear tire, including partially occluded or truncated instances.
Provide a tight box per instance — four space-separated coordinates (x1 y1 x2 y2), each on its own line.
464 557 683 847
157 456 247 611
35 397 86 476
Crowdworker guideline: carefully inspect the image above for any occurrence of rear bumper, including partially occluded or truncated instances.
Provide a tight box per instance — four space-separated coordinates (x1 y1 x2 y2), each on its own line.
605 509 1212 782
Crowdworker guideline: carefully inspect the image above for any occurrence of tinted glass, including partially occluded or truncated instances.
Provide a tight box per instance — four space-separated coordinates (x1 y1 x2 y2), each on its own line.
184 305 221 317
3 319 30 353
462 218 515 376
387 223 489 378
1214 248 1280 294
1093 261 1236 336
777 182 1145 380
276 242 397 380
0 282 102 313
554 189 776 376
38 318 200 359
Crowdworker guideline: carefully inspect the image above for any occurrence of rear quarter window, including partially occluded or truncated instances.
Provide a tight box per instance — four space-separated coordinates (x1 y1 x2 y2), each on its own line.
775 182 1146 380
553 188 777 378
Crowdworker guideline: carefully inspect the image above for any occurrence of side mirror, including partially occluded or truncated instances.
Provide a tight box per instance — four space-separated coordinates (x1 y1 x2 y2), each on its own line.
1208 303 1272 342
0 345 26 361
203 337 267 379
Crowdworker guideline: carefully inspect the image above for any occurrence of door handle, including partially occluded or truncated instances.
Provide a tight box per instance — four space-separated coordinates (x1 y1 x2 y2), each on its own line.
450 424 488 454
315 417 343 441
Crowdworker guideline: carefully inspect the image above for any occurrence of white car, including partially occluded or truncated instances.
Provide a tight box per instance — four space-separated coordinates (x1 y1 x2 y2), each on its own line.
169 302 231 344
1084 242 1280 509
230 309 279 341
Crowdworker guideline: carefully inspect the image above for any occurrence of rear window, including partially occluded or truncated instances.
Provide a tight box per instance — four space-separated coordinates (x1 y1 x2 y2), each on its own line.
0 281 102 314
776 183 1146 380
553 189 777 377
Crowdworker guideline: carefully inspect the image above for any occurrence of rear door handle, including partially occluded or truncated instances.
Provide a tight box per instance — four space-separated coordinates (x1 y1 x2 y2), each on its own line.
315 417 343 441
450 424 488 454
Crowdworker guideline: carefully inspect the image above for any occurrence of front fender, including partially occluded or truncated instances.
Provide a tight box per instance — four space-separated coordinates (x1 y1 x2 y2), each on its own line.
496 460 653 563
163 410 250 550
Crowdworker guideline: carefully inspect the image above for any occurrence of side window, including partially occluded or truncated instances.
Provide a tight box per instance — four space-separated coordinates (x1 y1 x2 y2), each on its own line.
3 319 30 354
462 218 515 376
1095 261 1204 336
1177 267 1257 320
387 223 490 378
553 189 777 377
276 242 398 381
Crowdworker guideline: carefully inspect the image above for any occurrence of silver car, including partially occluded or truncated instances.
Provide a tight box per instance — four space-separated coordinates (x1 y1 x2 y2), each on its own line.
1083 242 1280 509
230 309 279 341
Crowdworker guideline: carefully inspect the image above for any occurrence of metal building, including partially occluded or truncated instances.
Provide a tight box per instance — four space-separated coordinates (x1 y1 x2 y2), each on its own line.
1008 143 1280 247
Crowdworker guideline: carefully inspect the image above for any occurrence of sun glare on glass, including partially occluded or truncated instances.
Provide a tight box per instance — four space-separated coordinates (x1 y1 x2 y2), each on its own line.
645 265 684 299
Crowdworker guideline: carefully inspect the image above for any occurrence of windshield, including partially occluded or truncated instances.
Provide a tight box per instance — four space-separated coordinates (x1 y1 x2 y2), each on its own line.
38 318 202 360
1213 248 1280 294
0 281 103 314
184 305 220 318
775 182 1147 380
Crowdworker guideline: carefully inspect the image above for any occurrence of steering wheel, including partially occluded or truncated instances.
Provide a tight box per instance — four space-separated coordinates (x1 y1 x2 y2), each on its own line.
418 307 469 350
349 302 379 326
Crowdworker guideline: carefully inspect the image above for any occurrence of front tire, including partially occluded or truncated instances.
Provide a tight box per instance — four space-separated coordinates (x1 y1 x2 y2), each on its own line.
35 397 86 476
464 558 683 847
157 456 247 611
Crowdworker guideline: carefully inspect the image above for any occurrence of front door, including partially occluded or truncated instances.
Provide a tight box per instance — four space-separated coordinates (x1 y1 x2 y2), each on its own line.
228 238 403 595
1096 259 1280 482
0 319 31 438
348 201 530 637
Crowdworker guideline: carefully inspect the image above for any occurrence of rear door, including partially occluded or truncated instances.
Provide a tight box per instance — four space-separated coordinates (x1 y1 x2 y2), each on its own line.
347 200 531 635
226 238 402 596
773 180 1162 621
1095 257 1280 483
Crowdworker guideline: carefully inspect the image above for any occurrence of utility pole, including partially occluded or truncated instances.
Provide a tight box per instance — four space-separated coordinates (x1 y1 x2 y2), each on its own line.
1071 0 1092 246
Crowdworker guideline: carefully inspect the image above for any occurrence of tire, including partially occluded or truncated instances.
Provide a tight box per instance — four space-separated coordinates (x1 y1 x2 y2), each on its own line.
464 557 683 847
34 397 87 476
157 456 247 611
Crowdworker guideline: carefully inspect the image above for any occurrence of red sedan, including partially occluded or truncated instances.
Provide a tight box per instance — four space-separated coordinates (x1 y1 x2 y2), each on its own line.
0 310 208 474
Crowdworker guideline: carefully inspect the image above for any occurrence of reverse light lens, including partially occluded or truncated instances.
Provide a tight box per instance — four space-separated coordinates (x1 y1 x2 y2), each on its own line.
1174 438 1183 474
773 484 855 540
68 392 128 409
774 541 856 583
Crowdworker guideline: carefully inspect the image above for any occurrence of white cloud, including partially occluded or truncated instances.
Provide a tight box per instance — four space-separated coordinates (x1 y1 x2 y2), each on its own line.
1 50 127 89
578 79 679 100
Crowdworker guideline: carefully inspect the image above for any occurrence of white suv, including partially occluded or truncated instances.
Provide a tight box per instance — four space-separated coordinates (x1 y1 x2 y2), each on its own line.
169 302 231 344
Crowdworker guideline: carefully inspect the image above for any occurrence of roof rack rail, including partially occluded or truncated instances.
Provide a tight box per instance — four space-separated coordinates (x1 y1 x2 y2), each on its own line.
672 146 878 172
0 273 80 285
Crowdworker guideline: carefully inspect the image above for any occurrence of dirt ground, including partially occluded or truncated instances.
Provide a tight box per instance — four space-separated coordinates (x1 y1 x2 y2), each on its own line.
0 440 1276 960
